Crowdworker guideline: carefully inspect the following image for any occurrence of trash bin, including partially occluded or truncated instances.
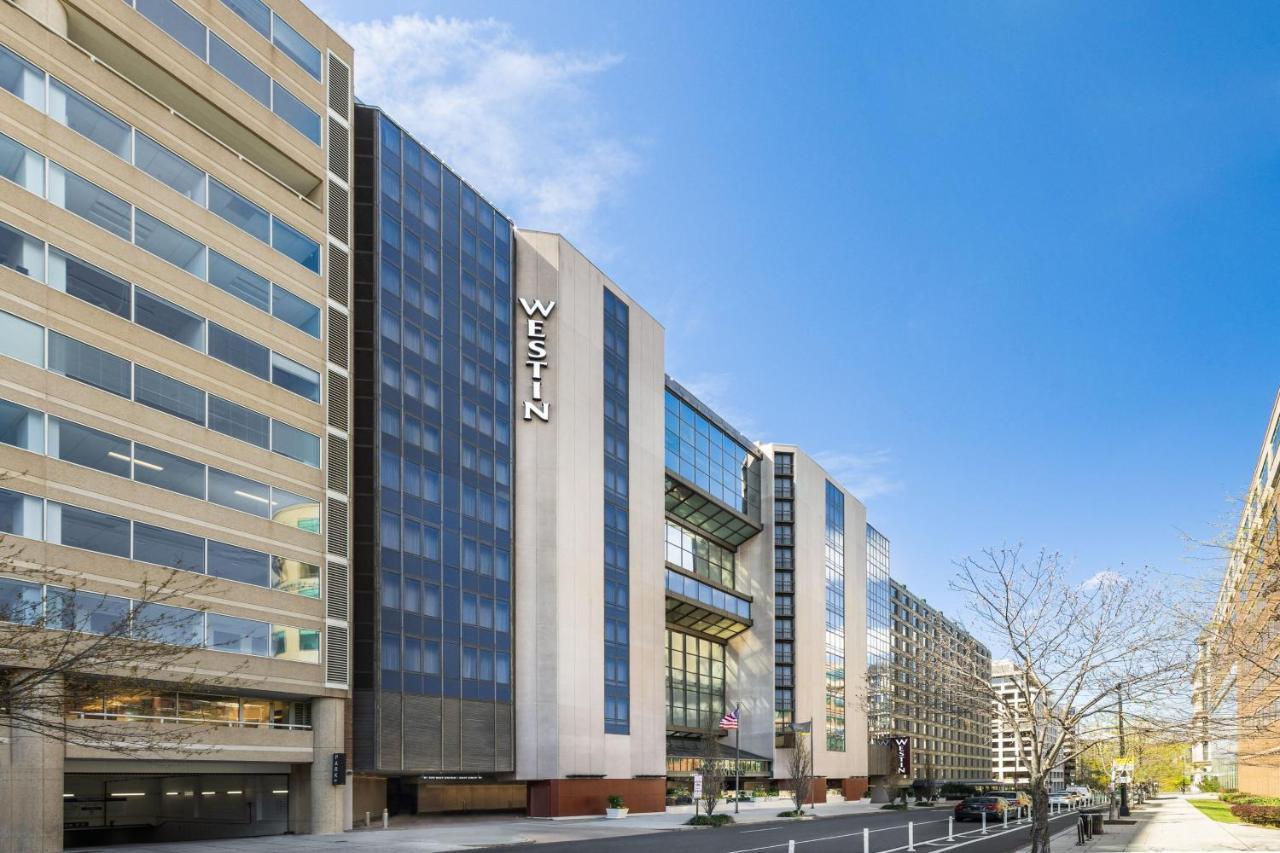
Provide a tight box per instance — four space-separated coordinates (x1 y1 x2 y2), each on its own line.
1090 812 1105 834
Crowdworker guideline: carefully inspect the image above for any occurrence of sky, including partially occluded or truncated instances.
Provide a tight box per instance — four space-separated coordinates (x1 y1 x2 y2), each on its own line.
315 0 1280 606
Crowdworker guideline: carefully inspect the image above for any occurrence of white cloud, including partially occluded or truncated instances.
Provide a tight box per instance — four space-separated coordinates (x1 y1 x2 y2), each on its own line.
333 13 637 239
813 450 901 500
1080 570 1125 590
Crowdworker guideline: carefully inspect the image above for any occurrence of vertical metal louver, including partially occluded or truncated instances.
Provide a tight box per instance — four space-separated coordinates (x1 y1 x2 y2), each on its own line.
326 499 348 557
327 55 351 119
325 625 349 684
327 307 349 367
325 559 349 620
328 182 350 242
328 245 350 306
326 434 349 493
327 371 348 430
328 120 350 182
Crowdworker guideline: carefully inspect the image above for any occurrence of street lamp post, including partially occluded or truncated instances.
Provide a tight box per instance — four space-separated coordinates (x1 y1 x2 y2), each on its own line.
1118 686 1130 817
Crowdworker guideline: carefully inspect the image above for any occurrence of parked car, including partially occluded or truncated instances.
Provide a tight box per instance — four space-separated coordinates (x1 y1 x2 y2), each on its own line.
954 797 1008 822
1048 791 1074 808
989 790 1032 811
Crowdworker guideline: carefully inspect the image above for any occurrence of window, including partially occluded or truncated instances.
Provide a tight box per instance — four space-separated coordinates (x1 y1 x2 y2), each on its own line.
208 468 270 517
0 576 42 624
48 78 132 160
134 288 205 349
271 420 320 467
136 0 208 59
0 311 43 367
133 522 205 572
272 557 319 598
0 221 45 281
134 210 206 277
133 443 206 499
134 601 204 646
208 395 269 448
49 164 131 239
208 323 269 378
271 15 322 79
221 0 270 37
0 487 42 538
48 417 131 478
48 588 131 635
48 333 131 398
49 502 131 558
208 251 269 311
381 633 401 670
209 34 270 106
206 613 270 656
134 132 205 203
271 218 320 273
272 625 320 662
271 489 319 533
271 82 320 145
209 180 270 243
0 398 43 453
48 249 130 318
0 44 45 110
208 540 270 586
271 285 320 337
271 353 320 402
133 365 204 424
0 131 44 195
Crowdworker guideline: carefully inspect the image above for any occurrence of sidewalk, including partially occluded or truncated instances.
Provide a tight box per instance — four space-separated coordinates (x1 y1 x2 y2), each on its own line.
94 796 909 853
1072 794 1280 852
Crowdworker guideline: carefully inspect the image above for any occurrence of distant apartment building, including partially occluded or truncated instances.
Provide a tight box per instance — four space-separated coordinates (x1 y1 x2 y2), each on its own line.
0 0 354 848
865 565 992 790
990 660 1066 790
1196 389 1280 796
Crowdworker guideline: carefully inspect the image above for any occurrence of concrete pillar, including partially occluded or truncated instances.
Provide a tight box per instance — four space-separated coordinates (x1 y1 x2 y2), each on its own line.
1 673 63 853
309 697 345 835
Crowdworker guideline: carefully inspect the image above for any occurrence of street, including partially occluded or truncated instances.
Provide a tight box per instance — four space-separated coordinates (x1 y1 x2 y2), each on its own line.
502 806 1085 853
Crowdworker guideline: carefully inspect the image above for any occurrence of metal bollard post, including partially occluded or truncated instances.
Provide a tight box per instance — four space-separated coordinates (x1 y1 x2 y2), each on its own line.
948 816 954 841
382 808 388 829
863 826 870 853
908 821 915 851
365 811 370 828
788 842 795 853
982 811 988 834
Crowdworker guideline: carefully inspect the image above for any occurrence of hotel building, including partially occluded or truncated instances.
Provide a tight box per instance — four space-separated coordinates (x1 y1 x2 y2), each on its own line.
0 0 354 848
864 556 992 792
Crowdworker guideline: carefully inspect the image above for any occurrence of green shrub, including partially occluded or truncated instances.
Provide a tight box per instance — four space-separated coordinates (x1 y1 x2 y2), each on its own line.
1199 777 1221 793
1230 804 1280 827
1222 792 1280 807
607 794 625 809
880 803 909 810
777 809 808 817
687 814 734 826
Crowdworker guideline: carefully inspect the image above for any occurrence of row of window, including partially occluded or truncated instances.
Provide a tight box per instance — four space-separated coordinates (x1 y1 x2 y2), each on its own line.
0 574 318 660
0 135 322 352
0 219 321 408
0 397 318 531
0 485 318 597
0 45 321 274
664 568 751 620
377 633 511 683
120 0 321 143
0 308 321 462
219 0 322 80
664 388 760 517
73 690 310 728
665 520 735 589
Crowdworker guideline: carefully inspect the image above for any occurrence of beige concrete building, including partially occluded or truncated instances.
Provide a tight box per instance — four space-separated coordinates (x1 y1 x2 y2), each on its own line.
762 445 869 801
0 0 353 848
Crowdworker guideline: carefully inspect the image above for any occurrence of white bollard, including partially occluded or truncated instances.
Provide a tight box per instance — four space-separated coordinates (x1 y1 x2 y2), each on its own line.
1003 808 1008 829
382 808 388 829
863 826 870 853
982 810 988 834
788 841 795 853
948 816 954 841
365 811 370 828
908 821 915 851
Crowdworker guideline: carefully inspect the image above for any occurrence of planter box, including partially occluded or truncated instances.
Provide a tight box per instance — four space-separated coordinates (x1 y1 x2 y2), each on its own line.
605 808 629 819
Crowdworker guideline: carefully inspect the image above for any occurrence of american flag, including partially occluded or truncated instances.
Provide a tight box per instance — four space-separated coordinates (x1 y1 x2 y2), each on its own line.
719 707 739 730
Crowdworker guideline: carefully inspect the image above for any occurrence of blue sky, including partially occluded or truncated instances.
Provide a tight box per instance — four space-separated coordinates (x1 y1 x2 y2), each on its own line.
320 1 1280 604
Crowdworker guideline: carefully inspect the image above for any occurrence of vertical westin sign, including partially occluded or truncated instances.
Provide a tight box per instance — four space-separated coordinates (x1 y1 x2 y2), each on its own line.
520 298 555 421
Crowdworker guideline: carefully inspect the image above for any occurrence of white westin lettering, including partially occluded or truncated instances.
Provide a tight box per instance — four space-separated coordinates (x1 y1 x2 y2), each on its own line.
520 298 556 421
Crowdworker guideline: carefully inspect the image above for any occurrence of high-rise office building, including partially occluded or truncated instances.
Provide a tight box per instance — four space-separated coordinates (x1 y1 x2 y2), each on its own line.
0 0 354 848
348 104 518 815
990 660 1065 790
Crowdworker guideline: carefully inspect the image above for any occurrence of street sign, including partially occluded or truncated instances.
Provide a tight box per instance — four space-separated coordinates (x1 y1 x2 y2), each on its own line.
692 774 704 798
331 752 347 786
1111 758 1134 785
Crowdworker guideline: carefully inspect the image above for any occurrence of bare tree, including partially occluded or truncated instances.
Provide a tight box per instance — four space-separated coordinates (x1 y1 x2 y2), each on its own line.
786 727 814 814
698 733 727 817
950 546 1195 853
0 532 239 754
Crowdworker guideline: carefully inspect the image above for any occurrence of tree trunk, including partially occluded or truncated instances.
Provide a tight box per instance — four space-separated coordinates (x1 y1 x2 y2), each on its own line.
1030 784 1051 853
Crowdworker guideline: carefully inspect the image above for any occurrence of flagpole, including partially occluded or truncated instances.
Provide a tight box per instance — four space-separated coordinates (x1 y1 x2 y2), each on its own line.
734 702 742 815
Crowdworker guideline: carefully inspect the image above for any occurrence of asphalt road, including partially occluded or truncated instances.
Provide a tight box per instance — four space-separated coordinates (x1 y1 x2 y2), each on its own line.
502 806 1087 853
